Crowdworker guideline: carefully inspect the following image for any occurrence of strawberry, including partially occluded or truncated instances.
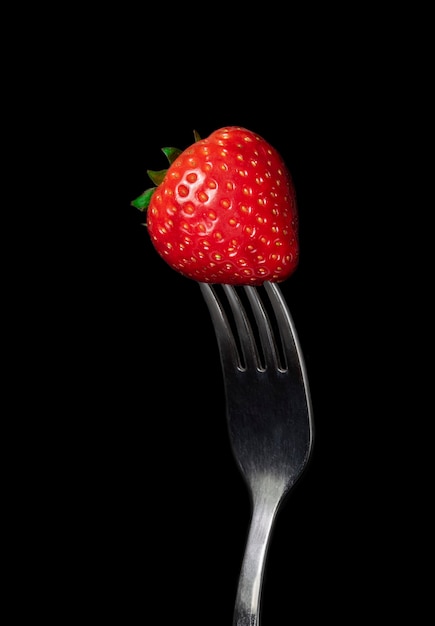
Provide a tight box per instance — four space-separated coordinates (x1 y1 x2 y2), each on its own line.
132 126 299 285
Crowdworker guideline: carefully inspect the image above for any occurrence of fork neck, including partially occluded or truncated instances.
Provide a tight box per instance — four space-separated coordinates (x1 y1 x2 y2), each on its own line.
233 477 286 626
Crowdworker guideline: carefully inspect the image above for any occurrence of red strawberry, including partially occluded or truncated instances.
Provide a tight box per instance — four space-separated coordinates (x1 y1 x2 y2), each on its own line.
132 126 299 285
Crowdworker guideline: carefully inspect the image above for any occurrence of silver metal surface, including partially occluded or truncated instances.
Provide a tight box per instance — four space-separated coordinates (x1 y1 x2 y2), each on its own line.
200 281 314 626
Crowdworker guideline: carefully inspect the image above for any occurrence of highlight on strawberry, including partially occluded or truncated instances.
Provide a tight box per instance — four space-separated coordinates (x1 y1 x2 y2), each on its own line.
132 126 299 286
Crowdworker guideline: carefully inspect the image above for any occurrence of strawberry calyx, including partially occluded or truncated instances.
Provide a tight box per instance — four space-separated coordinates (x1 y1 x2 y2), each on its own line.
131 147 180 212
131 131 201 212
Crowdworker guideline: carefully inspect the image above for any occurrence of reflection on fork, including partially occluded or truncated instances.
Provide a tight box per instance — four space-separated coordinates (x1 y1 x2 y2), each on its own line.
200 281 314 626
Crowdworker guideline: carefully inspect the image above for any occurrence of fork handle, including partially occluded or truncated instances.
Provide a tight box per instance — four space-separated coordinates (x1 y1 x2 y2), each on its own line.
233 484 282 626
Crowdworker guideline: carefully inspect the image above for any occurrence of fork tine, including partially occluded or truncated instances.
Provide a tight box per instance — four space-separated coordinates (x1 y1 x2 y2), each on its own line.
264 281 308 378
222 285 261 371
244 284 280 370
199 283 242 371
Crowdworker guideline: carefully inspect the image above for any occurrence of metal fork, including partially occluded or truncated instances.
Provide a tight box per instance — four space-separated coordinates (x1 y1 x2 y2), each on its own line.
199 281 314 626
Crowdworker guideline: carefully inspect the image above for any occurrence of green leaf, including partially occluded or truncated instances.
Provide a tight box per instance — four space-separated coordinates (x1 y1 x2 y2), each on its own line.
147 169 167 186
161 146 182 164
131 132 202 215
131 187 156 211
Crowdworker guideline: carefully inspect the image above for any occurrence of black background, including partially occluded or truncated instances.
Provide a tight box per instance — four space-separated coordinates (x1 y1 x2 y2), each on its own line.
14 10 428 624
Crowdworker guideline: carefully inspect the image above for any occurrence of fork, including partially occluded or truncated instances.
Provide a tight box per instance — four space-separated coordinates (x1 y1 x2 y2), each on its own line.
199 281 314 626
